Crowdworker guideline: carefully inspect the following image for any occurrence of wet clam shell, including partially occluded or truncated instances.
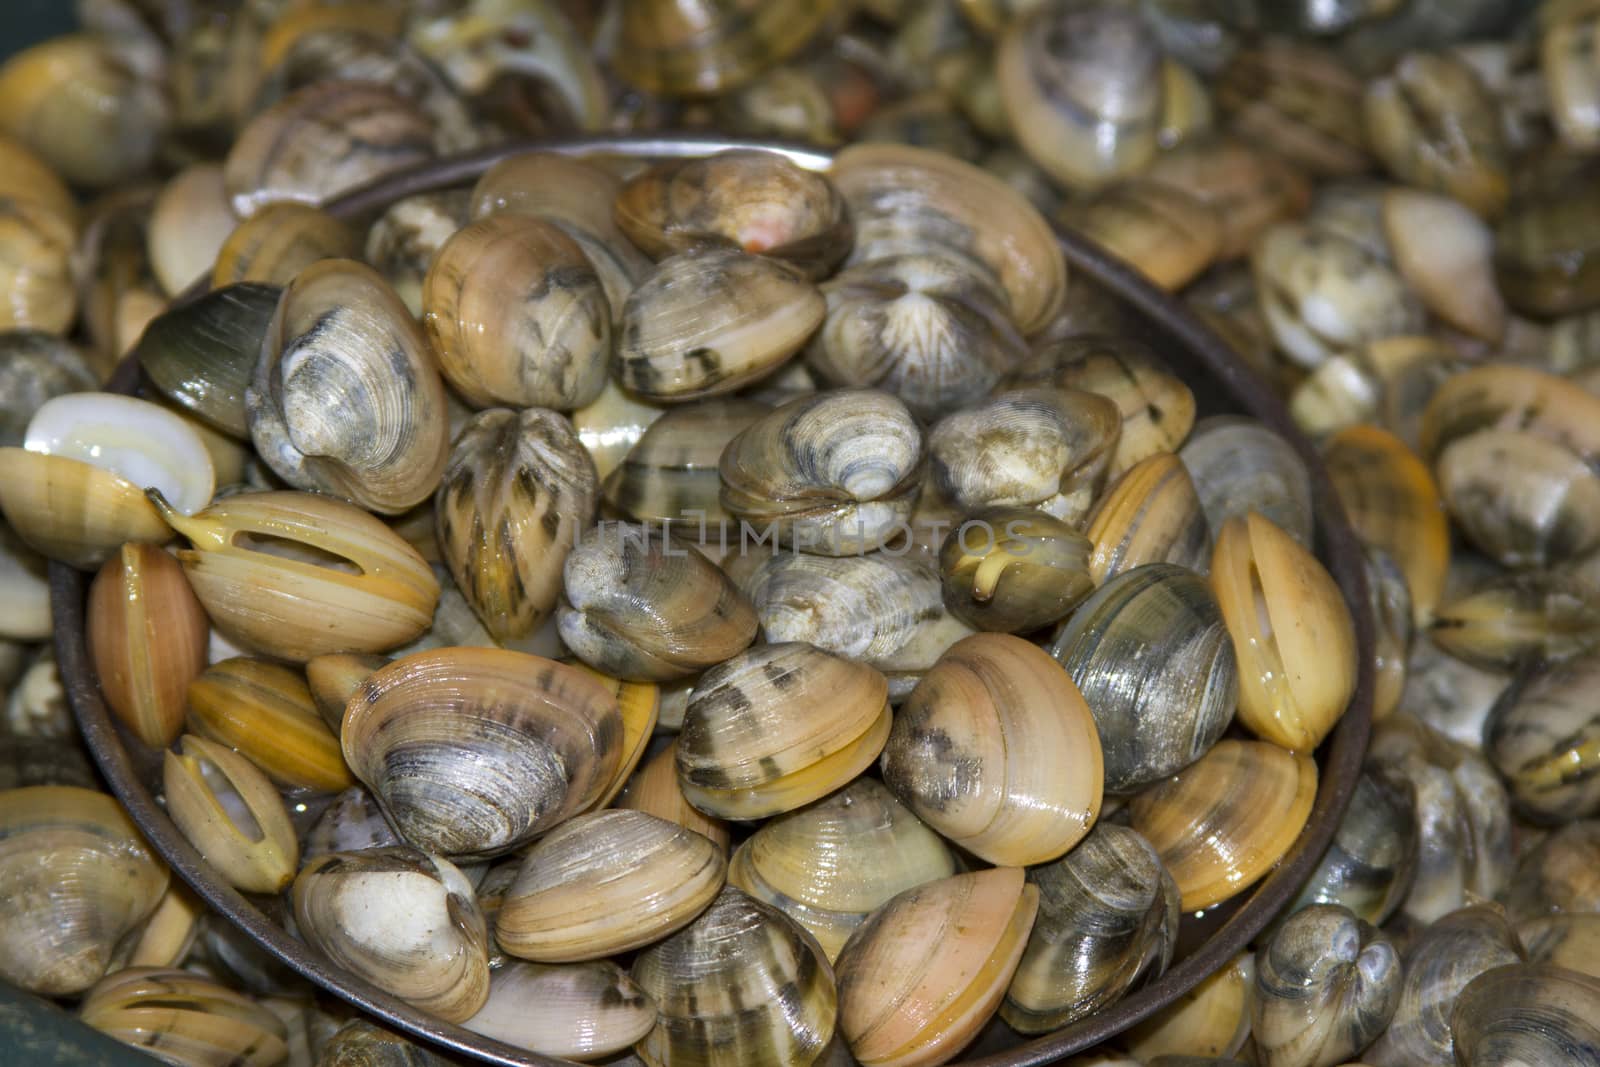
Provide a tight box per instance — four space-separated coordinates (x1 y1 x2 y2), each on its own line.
1517 914 1600 980
1180 416 1315 549
424 215 611 411
435 407 599 644
604 398 768 532
137 283 281 440
836 867 1038 1067
727 778 959 962
1252 905 1401 1067
1050 563 1237 793
364 189 470 318
1504 820 1600 921
616 740 732 854
1129 740 1318 912
1084 453 1211 586
883 633 1103 866
498 809 724 962
78 966 288 1067
163 734 299 894
572 378 668 483
342 648 623 860
1122 953 1255 1062
301 786 400 861
938 507 1095 633
211 203 360 290
1002 823 1180 1034
572 663 659 810
0 521 50 643
1485 653 1600 822
631 885 838 1067
1430 570 1600 670
148 163 238 297
1450 962 1600 1067
1280 766 1417 929
678 642 891 821
306 653 389 733
612 0 842 98
188 658 353 795
464 961 657 1061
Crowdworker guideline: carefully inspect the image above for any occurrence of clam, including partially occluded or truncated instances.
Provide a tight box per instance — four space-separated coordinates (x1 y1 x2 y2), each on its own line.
163 734 298 894
612 0 843 97
1144 135 1314 261
719 389 923 556
1485 653 1600 822
1431 570 1600 670
1253 222 1426 369
0 132 77 224
248 258 450 516
1495 183 1600 317
572 378 668 483
187 658 354 795
1401 632 1511 751
883 633 1102 866
1504 820 1600 920
1382 188 1506 343
1368 714 1513 923
615 150 852 278
465 961 657 1062
364 189 470 318
1517 914 1600 979
570 663 659 809
938 507 1095 633
1180 416 1315 548
0 786 168 996
293 847 490 1023
678 642 891 820
0 195 76 334
836 867 1037 1067
856 93 985 159
434 407 598 644
1364 905 1524 1067
0 35 166 188
1252 905 1401 1067
1002 823 1180 1034
86 541 208 749
1364 52 1509 219
996 4 1161 193
301 786 400 861
148 163 237 297
929 387 1120 526
137 283 281 440
728 778 958 961
1211 512 1359 752
318 1018 452 1064
1281 766 1417 928
0 331 95 447
830 142 1066 335
1050 563 1237 793
559 523 758 682
1122 953 1255 1062
126 884 204 971
4 649 68 739
1289 335 1462 449
1451 962 1600 1067
223 80 436 218
424 215 611 411
78 967 288 1067
1004 336 1197 476
1084 452 1212 586
306 654 388 731
1324 424 1449 624
342 648 623 860
616 740 732 854
1129 740 1318 912
807 253 1027 420
498 809 724 961
212 203 361 289
0 521 50 643
618 246 824 402
155 490 439 662
604 399 768 533
632 885 838 1067
1064 179 1223 292
1215 40 1370 177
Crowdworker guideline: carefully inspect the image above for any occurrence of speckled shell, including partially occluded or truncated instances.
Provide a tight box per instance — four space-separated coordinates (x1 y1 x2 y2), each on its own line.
1486 654 1600 823
1180 417 1315 548
1085 453 1212 586
434 408 598 644
498 810 724 962
882 633 1103 866
187 657 353 794
78 967 287 1067
1002 823 1179 1034
293 847 490 1024
618 246 824 402
631 886 838 1067
938 507 1095 633
1279 766 1417 929
1451 962 1600 1067
464 961 657 1062
836 867 1038 1067
727 778 958 962
424 215 611 411
342 648 623 860
1254 905 1400 1067
1050 563 1237 793
558 523 758 682
719 389 924 556
1129 740 1318 912
678 642 891 820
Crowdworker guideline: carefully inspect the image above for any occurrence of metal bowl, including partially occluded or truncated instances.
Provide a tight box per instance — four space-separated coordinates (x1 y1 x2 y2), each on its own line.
52 134 1373 1067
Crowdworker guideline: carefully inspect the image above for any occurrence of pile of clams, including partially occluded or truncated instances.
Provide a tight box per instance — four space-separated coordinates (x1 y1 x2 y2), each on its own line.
6 0 1600 1066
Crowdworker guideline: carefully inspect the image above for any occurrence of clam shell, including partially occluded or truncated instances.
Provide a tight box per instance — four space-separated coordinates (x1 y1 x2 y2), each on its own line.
1180 416 1315 549
435 407 598 643
1431 570 1600 670
0 450 172 570
1064 179 1222 292
1215 40 1370 177
572 663 659 810
293 847 490 1024
1495 183 1600 317
1451 962 1600 1067
364 188 470 318
727 778 958 962
616 740 732 854
0 786 168 997
883 633 1103 866
342 648 623 860
1144 135 1313 261
306 653 388 732
1122 953 1255 1062
0 194 76 333
211 203 360 289
78 967 288 1067
1279 766 1417 929
1517 914 1600 980
613 0 843 98
1382 188 1506 342
87 542 208 749
188 657 353 795
1289 335 1462 448
301 786 400 861
424 215 611 411
938 506 1094 633
148 163 237 297
0 520 50 642
1503 820 1600 921
498 809 724 962
163 734 299 894
1050 563 1237 793
464 961 657 1061
0 132 77 224
604 398 769 532
836 867 1038 1067
26 392 215 516
1129 739 1317 912
632 886 838 1067
1486 653 1600 822
1002 823 1180 1034
1085 453 1212 586
137 283 281 440
678 642 891 820
0 330 96 447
